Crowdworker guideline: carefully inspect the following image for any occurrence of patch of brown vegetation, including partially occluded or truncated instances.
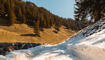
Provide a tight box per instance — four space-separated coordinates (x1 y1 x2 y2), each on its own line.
0 24 76 45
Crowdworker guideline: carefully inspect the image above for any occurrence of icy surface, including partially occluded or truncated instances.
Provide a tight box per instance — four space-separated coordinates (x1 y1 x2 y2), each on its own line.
1 20 105 60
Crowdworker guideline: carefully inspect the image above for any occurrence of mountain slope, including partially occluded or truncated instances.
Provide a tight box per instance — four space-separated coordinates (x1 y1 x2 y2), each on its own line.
0 18 76 44
0 17 76 44
1 19 105 60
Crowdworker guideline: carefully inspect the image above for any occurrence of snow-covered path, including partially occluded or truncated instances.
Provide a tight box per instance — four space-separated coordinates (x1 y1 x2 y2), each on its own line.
1 20 105 60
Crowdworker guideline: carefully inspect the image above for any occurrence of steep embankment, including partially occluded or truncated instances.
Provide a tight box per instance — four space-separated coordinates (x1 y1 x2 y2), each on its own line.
0 18 76 44
1 18 105 60
66 19 105 60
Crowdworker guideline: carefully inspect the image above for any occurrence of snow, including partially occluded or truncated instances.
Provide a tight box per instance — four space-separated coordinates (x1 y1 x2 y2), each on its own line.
1 19 105 60
67 29 105 60
0 55 6 60
75 0 85 3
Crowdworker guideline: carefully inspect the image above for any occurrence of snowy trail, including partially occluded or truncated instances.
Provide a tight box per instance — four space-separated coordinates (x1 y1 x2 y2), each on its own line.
1 20 105 60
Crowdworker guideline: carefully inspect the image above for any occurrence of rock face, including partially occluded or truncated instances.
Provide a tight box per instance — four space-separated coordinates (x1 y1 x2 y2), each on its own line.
0 43 41 55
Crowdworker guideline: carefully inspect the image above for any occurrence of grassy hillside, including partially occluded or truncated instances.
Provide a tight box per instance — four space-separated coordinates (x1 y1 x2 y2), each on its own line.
0 18 76 45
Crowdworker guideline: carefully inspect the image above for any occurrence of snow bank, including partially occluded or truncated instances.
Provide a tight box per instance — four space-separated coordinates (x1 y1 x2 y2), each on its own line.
67 29 105 60
0 55 6 60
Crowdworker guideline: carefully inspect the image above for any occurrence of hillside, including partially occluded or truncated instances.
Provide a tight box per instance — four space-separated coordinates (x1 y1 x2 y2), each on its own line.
0 0 89 35
1 18 105 60
0 0 88 45
0 18 76 44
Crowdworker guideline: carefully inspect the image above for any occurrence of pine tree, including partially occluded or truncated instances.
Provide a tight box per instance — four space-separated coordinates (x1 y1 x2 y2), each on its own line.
9 10 16 25
33 20 40 37
22 15 27 23
8 0 17 25
75 0 105 22
0 0 5 17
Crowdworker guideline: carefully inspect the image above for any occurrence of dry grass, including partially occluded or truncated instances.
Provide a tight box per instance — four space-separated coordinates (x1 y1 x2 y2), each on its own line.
0 18 76 45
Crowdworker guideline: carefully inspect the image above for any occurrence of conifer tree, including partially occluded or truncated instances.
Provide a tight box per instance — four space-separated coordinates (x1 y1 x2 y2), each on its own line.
8 0 17 25
9 10 17 25
75 0 105 22
33 20 40 37
0 1 5 17
22 15 27 23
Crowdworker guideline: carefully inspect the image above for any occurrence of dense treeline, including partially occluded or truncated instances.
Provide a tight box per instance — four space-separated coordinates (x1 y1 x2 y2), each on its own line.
75 0 105 23
0 0 89 36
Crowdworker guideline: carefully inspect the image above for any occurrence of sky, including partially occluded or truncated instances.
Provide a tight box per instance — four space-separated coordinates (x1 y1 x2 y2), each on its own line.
24 0 75 19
